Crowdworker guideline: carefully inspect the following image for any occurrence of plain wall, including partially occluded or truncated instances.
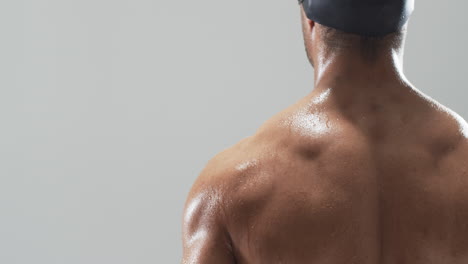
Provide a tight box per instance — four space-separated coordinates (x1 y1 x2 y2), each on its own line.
0 0 467 263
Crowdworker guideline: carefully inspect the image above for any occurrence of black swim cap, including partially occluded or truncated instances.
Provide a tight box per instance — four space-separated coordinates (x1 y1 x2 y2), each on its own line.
299 0 415 37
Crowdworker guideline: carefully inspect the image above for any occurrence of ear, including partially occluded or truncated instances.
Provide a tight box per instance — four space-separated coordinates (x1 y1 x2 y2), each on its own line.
300 5 315 32
308 18 315 30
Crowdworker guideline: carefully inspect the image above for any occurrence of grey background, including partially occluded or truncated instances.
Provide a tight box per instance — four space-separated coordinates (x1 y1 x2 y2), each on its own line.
0 0 466 263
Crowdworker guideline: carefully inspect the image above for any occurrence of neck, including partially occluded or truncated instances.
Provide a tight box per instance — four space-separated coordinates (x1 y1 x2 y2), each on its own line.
312 45 410 95
309 44 421 120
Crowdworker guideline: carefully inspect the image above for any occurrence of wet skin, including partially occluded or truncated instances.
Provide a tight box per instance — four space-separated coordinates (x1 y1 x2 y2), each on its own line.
181 6 468 263
181 82 468 264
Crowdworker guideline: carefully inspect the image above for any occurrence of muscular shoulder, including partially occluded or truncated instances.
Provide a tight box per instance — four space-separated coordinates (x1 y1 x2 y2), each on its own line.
190 136 263 191
435 105 468 160
182 136 272 228
180 137 256 262
182 138 266 263
183 96 370 221
416 99 468 155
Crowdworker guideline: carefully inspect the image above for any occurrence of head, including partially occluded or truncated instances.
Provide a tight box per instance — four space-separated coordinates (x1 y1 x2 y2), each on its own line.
299 0 411 67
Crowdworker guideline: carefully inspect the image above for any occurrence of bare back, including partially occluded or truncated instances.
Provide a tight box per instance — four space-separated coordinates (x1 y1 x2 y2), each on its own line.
181 86 468 264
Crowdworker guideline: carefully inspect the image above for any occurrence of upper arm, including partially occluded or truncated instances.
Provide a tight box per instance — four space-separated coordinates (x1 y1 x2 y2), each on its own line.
181 171 236 264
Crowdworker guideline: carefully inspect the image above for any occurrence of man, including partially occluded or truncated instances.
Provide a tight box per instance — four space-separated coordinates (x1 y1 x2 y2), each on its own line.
181 0 468 263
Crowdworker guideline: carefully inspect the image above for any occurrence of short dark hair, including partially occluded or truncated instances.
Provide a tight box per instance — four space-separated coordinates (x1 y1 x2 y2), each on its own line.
318 24 405 62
